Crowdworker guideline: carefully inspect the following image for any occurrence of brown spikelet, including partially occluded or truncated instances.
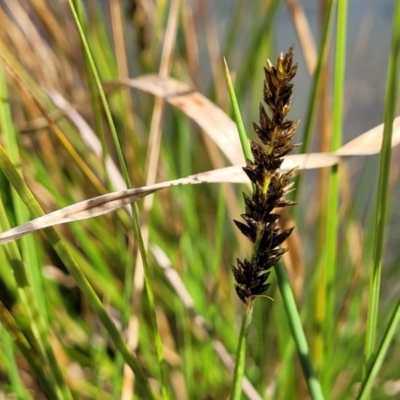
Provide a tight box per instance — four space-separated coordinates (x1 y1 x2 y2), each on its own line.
233 46 300 304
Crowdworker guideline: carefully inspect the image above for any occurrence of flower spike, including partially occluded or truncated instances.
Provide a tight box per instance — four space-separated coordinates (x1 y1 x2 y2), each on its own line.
233 46 299 304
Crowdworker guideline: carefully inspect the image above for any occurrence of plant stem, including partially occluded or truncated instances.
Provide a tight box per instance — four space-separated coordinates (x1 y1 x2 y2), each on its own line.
363 0 400 389
68 2 169 397
322 0 347 392
292 0 336 205
230 300 254 400
357 295 400 400
275 260 325 400
223 58 252 161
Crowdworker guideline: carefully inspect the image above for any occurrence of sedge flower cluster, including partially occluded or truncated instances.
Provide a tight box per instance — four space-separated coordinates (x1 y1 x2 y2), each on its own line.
233 46 299 304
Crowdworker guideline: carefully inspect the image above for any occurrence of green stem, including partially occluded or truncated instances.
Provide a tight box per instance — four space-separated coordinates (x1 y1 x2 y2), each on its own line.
230 301 254 400
275 261 325 400
292 0 336 205
0 302 54 399
223 58 252 161
357 295 400 400
0 137 157 400
322 0 347 393
68 2 169 396
363 0 400 384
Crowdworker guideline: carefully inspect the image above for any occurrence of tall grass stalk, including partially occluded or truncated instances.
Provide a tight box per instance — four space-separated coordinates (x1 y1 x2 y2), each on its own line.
226 48 324 400
357 296 400 400
230 301 254 400
293 0 336 204
72 0 110 189
0 64 48 323
0 325 30 399
0 142 158 398
0 302 51 398
321 0 347 393
224 59 254 400
68 1 169 397
363 0 400 387
224 59 252 161
275 260 324 400
0 66 72 400
0 2 399 398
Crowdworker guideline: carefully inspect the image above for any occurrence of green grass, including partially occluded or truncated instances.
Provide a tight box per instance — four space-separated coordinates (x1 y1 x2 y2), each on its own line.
0 1 399 399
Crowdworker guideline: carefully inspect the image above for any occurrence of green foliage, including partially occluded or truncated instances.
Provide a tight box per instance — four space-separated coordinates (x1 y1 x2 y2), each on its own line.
0 1 399 399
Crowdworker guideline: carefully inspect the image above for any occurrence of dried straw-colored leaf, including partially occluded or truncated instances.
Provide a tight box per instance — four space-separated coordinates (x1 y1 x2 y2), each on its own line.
336 116 400 155
0 168 243 244
0 154 339 244
107 76 400 162
108 75 245 165
286 0 317 74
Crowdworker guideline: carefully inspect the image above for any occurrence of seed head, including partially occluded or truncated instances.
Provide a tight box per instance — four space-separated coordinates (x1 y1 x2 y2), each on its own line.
233 46 299 304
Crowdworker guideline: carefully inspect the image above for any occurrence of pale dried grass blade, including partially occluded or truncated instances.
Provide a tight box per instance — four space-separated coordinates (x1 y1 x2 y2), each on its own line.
0 159 310 244
109 76 400 164
110 75 245 165
286 0 317 74
0 138 396 245
336 116 400 155
125 3 182 398
4 0 58 86
0 168 245 244
282 153 340 170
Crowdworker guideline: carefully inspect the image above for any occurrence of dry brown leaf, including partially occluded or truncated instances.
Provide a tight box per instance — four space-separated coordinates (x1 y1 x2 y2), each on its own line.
286 0 317 74
109 76 245 166
0 153 346 244
107 76 400 162
336 116 400 155
0 168 241 244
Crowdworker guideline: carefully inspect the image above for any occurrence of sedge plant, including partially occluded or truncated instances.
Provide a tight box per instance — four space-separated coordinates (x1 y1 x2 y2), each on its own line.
228 47 324 400
0 2 399 399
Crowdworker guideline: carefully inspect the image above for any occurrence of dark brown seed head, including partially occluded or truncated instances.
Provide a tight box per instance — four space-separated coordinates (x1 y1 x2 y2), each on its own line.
233 46 299 304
